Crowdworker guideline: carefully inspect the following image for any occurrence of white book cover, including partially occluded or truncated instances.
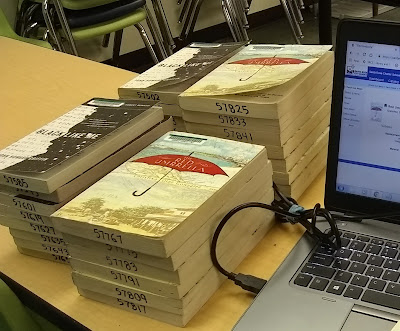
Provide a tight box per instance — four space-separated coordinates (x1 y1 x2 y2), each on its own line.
181 44 332 96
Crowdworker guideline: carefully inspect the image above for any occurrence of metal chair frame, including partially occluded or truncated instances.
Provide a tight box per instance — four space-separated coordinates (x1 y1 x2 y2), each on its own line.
41 0 169 64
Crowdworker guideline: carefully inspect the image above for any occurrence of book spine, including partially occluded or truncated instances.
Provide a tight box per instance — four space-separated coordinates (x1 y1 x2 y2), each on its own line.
185 122 281 146
63 235 174 271
0 185 59 202
78 288 184 327
0 205 53 225
0 194 61 215
70 258 182 298
10 228 66 246
17 246 69 264
13 237 69 257
179 96 277 119
0 174 47 193
0 216 62 237
68 246 181 284
73 272 184 313
118 88 176 105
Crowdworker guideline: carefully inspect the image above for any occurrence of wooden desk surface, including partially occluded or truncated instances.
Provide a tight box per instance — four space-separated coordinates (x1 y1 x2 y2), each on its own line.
0 37 326 331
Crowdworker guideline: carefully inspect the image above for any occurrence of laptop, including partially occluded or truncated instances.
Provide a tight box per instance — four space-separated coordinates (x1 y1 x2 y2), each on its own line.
233 19 400 331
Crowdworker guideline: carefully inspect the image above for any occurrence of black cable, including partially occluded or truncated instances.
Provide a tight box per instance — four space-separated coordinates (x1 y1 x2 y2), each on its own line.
211 184 400 294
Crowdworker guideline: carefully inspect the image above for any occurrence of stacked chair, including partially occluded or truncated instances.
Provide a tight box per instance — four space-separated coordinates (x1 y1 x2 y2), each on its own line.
177 0 251 42
176 0 306 45
280 0 305 43
0 7 52 48
15 0 175 64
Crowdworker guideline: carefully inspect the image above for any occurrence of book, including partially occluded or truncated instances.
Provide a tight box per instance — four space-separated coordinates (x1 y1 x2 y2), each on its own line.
0 98 164 193
16 246 69 264
0 117 173 203
13 237 69 257
75 205 274 326
181 71 332 138
0 204 53 224
0 212 54 228
0 193 66 215
273 129 329 185
70 192 273 299
52 132 268 258
178 50 333 119
278 146 328 199
185 99 330 159
64 161 273 272
161 103 184 117
9 228 66 246
66 187 273 286
0 215 62 237
171 116 186 132
118 42 246 105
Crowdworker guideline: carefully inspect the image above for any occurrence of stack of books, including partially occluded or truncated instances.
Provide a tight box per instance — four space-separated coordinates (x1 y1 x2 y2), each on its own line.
51 131 275 326
0 98 170 263
179 44 334 200
118 42 246 132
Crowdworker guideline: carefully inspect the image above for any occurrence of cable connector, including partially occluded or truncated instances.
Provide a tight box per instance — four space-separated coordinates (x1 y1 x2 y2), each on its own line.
233 273 267 294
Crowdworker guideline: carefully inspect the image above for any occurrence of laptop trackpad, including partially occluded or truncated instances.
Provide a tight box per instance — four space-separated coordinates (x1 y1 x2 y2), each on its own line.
341 311 395 331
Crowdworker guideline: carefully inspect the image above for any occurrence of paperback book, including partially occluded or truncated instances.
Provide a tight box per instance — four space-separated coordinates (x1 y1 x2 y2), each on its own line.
118 42 246 105
0 117 173 203
0 98 164 193
178 51 334 119
52 132 268 257
63 162 273 273
75 205 274 326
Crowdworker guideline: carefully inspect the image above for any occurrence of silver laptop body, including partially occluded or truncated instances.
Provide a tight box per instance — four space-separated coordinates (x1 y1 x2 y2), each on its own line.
234 19 400 331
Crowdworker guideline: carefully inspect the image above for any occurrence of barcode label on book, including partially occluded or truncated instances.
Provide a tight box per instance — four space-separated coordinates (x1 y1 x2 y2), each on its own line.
164 134 207 144
87 99 124 107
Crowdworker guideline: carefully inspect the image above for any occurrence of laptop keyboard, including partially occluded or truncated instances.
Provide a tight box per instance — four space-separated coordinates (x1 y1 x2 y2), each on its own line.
293 230 400 311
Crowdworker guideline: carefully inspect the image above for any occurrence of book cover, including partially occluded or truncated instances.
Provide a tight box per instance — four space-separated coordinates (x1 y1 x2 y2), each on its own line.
178 52 334 119
181 44 332 96
53 132 264 239
0 117 173 202
0 98 163 192
118 42 246 101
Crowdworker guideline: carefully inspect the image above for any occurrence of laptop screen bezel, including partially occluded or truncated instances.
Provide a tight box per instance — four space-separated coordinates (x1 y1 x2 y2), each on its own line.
325 18 400 219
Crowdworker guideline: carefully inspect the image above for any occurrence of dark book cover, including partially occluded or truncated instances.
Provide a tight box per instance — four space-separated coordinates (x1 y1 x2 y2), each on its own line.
0 98 156 174
120 42 247 95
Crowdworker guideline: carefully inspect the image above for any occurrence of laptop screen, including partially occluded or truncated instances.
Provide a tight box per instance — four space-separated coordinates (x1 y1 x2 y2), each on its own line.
336 41 400 204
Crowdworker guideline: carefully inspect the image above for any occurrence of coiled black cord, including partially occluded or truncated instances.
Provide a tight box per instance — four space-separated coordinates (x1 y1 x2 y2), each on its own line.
210 183 400 294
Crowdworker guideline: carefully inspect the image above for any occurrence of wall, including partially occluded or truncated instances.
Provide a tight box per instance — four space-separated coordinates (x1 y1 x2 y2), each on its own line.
0 0 280 62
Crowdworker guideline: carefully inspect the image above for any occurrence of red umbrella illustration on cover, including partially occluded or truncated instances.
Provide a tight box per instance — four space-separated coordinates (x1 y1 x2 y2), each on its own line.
132 153 228 196
230 57 308 82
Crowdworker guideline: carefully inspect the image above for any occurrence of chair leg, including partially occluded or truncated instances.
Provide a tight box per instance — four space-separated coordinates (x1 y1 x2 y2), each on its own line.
280 0 301 44
112 30 123 67
134 23 159 64
102 34 111 47
150 0 175 55
51 0 79 55
22 22 38 38
42 0 64 51
145 5 168 60
222 0 239 42
372 3 379 17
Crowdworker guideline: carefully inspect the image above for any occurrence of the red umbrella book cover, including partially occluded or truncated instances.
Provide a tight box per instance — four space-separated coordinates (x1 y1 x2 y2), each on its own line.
53 132 264 238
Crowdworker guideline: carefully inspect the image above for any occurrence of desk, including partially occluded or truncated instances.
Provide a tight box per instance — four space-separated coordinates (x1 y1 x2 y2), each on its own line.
0 37 326 330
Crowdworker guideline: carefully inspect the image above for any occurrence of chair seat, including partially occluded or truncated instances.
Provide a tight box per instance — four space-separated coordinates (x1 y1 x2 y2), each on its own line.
71 7 147 40
65 0 146 29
